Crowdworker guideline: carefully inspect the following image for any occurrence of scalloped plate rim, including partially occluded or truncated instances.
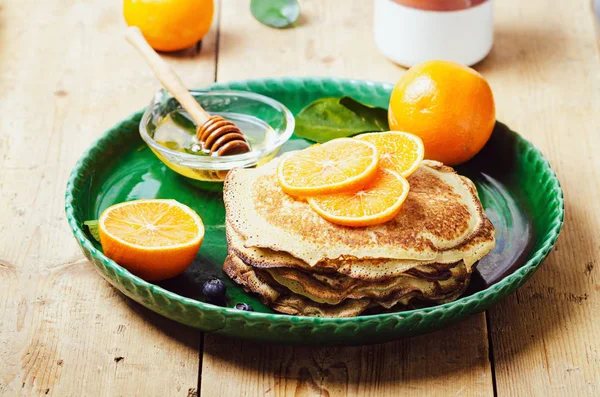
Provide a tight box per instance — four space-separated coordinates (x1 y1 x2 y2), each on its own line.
65 76 565 327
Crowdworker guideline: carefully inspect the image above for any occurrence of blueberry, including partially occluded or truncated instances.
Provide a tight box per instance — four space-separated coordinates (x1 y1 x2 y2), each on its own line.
202 279 226 305
234 302 254 312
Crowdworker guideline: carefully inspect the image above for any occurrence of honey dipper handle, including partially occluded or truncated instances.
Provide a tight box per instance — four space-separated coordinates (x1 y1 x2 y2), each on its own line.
125 26 210 125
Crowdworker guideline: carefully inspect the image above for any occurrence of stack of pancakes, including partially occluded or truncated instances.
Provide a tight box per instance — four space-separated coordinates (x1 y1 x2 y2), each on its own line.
223 157 495 317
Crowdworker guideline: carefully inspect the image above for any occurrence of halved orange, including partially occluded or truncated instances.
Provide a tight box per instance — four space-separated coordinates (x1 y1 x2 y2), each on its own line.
277 138 379 196
98 199 204 281
355 131 424 177
307 168 410 227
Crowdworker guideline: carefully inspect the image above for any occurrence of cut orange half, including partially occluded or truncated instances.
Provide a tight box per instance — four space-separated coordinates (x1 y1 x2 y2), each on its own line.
277 138 379 196
307 168 410 227
355 131 424 177
98 199 204 281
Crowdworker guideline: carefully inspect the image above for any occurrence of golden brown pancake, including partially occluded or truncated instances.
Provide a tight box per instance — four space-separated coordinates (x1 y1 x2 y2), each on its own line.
223 254 371 317
222 155 494 317
224 158 495 269
223 253 470 317
264 261 468 305
227 221 465 281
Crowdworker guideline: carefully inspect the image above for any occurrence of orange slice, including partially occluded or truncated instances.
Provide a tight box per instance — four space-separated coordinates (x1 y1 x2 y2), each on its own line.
355 131 424 177
277 138 379 196
307 168 410 227
98 199 204 281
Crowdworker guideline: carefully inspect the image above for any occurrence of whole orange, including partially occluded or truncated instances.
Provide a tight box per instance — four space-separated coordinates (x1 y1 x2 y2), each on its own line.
124 0 214 52
388 60 495 166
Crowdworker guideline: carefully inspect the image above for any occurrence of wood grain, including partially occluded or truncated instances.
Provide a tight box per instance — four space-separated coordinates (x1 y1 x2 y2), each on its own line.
202 315 492 397
477 1 600 395
2 0 599 395
0 0 217 395
216 0 401 81
201 1 494 396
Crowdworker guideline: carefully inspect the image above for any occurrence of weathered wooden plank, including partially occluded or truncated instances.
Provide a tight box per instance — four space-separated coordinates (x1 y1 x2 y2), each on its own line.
216 0 401 81
0 0 218 395
479 1 600 396
201 1 494 396
202 315 492 397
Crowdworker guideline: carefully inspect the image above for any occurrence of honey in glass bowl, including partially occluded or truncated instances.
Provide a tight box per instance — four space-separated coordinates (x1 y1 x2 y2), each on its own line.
140 89 295 185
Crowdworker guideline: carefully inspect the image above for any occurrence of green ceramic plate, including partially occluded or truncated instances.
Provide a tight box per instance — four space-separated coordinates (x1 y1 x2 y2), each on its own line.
65 77 564 345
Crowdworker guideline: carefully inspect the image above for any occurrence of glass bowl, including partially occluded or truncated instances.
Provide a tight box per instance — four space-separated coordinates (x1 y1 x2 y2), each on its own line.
139 89 295 184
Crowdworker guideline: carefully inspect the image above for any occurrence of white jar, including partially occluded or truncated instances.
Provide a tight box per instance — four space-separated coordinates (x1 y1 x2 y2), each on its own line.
374 0 494 67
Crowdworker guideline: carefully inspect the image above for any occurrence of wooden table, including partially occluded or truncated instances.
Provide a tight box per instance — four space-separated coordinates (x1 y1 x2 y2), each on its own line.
1 0 598 395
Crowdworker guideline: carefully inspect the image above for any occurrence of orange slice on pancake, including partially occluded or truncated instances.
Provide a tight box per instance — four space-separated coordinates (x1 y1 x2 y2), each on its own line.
277 138 379 196
307 168 410 227
355 131 424 177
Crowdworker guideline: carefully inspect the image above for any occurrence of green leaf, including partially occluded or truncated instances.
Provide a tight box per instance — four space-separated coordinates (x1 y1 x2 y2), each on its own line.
83 220 100 243
294 96 389 143
250 0 300 29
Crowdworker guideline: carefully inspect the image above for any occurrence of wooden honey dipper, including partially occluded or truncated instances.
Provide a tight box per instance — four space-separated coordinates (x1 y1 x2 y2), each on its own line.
126 27 251 156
